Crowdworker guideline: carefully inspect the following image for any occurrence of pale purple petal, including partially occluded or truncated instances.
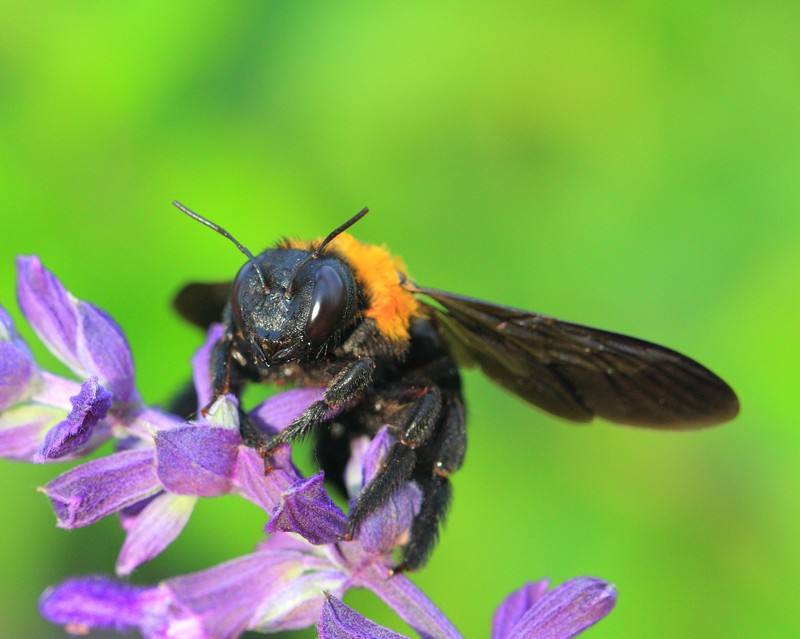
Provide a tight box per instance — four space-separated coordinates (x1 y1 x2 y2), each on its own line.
164 549 309 639
155 425 239 496
0 404 65 461
492 581 549 639
249 387 326 435
355 428 422 554
349 557 461 639
318 595 410 639
16 256 137 402
193 324 224 410
507 578 617 639
116 493 197 576
267 473 347 544
42 449 161 528
29 372 83 409
0 305 36 410
253 570 348 632
119 493 162 531
233 443 302 512
39 576 165 635
76 302 137 402
345 436 370 500
37 377 112 460
16 256 81 373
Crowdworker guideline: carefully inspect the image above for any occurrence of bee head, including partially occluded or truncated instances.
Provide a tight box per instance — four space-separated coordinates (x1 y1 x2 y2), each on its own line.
172 201 368 367
230 248 358 365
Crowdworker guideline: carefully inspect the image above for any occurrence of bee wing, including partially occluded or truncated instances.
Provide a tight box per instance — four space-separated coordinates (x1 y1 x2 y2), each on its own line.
418 287 739 429
173 281 232 329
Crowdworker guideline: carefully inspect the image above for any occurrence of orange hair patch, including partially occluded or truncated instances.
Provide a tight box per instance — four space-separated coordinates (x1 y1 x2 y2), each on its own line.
283 234 420 342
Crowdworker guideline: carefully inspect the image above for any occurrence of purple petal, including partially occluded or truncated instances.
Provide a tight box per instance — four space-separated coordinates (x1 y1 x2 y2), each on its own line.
353 428 422 554
252 570 348 632
361 427 393 483
318 595 410 639
155 425 240 496
29 372 83 409
16 256 80 372
39 576 163 634
116 493 197 576
507 578 617 639
37 377 112 460
77 302 137 402
351 559 462 639
0 305 36 410
249 387 327 435
42 449 161 528
267 472 347 544
165 549 310 639
344 436 370 499
193 324 224 410
492 581 550 639
16 256 137 402
233 443 302 512
119 493 162 531
0 404 65 461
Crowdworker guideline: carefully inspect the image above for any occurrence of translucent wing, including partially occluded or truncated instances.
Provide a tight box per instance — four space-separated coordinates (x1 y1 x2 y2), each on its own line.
173 281 232 328
419 288 739 429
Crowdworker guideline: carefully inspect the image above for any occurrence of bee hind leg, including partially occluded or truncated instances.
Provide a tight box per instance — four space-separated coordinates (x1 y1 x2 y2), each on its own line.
395 395 465 572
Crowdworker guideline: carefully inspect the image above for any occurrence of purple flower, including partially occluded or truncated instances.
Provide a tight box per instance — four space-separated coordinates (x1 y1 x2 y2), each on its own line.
1 256 620 639
0 257 140 462
317 578 616 639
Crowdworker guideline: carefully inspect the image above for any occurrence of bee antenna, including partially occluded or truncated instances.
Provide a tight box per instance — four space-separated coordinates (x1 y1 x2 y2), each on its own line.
312 207 369 257
172 200 268 292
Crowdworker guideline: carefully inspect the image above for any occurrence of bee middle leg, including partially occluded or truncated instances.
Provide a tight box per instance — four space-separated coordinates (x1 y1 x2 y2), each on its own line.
260 357 376 457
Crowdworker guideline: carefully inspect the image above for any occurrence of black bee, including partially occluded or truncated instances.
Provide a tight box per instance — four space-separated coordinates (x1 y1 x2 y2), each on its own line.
171 201 739 571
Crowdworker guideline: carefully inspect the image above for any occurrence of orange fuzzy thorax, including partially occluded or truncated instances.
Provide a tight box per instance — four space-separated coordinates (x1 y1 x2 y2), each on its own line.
286 233 420 342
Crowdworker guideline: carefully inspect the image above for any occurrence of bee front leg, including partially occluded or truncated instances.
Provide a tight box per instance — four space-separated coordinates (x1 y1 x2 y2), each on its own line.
260 356 376 455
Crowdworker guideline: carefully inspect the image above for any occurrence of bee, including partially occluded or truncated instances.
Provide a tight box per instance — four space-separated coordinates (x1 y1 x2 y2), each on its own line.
172 201 739 571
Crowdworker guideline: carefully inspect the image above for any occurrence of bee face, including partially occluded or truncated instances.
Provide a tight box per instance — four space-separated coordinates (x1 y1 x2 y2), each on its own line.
230 248 358 366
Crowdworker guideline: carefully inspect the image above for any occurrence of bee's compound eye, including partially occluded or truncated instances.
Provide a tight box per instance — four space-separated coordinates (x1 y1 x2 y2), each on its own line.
307 265 346 346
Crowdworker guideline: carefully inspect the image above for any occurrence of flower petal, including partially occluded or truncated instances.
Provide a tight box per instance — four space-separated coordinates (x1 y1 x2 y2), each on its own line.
266 472 347 544
350 560 462 639
16 256 137 402
76 301 137 402
16 256 80 372
192 323 224 410
116 493 197 576
155 425 239 496
507 578 617 639
318 595 410 639
233 443 302 512
253 570 348 632
39 576 164 635
164 549 308 639
0 404 65 461
37 377 113 461
42 449 161 528
492 581 549 639
0 305 37 410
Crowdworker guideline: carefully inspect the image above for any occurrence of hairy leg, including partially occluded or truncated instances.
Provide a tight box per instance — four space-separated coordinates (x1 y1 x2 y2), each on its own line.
344 386 443 540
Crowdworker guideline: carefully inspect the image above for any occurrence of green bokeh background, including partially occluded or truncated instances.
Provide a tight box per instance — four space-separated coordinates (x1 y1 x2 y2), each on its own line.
1 2 798 637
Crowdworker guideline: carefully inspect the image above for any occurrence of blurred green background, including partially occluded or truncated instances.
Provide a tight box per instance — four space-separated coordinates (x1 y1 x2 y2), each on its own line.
1 2 798 637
